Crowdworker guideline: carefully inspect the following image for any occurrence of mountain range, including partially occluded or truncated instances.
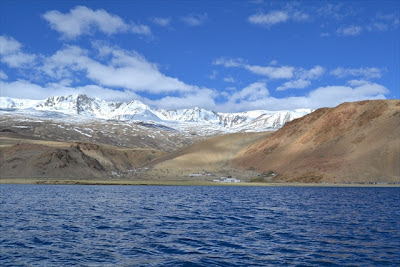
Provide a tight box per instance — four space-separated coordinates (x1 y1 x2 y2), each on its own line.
145 99 399 183
0 94 311 133
0 98 398 183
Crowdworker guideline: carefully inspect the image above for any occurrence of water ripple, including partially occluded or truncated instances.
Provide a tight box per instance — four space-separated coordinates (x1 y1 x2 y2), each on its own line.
1 185 399 266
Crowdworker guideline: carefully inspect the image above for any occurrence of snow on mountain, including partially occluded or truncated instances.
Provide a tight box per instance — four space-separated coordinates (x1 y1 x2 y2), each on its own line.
0 96 41 110
35 94 115 117
110 100 161 121
0 94 312 133
155 107 220 123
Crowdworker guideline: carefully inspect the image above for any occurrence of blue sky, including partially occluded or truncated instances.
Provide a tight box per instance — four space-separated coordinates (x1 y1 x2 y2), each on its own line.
0 0 399 112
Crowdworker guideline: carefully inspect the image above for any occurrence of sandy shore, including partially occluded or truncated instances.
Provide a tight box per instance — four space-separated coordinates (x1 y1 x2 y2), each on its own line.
1 178 399 187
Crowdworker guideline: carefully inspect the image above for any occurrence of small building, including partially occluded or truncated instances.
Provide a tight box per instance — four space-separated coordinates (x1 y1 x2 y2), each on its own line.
214 177 241 183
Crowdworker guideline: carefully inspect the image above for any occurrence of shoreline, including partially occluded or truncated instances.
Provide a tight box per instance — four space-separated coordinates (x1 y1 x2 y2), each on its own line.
1 178 399 187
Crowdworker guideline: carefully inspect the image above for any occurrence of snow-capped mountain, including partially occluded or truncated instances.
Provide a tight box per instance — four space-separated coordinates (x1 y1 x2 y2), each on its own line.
0 94 312 133
155 107 220 123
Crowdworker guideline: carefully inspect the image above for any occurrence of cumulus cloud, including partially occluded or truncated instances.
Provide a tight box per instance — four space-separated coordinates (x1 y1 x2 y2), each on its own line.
1 76 389 113
218 80 388 112
330 67 382 79
0 35 37 68
42 44 199 94
43 6 151 39
274 65 325 90
0 79 140 101
181 13 208 26
336 25 362 36
229 82 269 103
277 79 311 91
307 81 387 108
1 78 218 110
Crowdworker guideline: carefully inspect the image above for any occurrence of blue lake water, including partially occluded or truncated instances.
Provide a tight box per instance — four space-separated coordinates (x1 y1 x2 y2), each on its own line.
1 185 399 266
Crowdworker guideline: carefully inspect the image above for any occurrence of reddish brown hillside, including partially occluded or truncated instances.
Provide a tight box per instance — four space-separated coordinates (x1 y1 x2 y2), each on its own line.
233 100 400 183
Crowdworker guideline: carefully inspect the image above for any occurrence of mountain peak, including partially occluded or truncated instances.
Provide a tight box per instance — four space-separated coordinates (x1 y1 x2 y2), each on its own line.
0 94 313 132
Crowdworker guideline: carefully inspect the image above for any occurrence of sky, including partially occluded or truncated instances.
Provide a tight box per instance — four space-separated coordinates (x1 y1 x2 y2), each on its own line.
0 0 399 112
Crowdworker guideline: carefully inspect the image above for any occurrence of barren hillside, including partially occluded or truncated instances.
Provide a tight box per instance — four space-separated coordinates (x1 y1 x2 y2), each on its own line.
146 132 272 179
0 132 164 179
233 100 400 183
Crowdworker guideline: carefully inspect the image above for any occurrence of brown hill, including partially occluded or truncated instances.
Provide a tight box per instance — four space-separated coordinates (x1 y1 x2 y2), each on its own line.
146 132 271 179
233 100 400 183
0 134 164 179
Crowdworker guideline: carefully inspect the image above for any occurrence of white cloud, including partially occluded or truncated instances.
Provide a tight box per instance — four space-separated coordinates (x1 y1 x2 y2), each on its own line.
275 66 325 91
330 67 382 79
0 35 37 68
223 76 235 83
336 25 362 36
151 17 171 27
218 80 388 112
0 70 8 80
296 65 325 80
269 60 278 66
131 24 151 36
277 79 311 91
248 11 289 26
1 77 389 113
347 79 370 86
229 82 269 103
368 13 400 32
317 3 352 21
42 6 151 39
213 57 244 67
0 79 140 101
1 78 218 110
308 82 388 108
244 64 294 79
292 11 309 22
147 88 217 110
0 35 21 54
368 22 388 32
181 13 208 26
42 44 200 94
208 70 218 80
213 57 294 79
248 8 309 27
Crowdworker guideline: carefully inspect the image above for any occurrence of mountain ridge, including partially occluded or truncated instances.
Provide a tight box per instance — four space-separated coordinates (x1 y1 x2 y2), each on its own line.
0 94 312 133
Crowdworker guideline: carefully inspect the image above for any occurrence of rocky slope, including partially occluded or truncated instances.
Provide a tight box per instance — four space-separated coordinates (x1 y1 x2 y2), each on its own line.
0 131 164 179
233 100 400 183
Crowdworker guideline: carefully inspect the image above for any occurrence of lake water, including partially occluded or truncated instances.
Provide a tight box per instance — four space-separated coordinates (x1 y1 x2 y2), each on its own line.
1 185 399 266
